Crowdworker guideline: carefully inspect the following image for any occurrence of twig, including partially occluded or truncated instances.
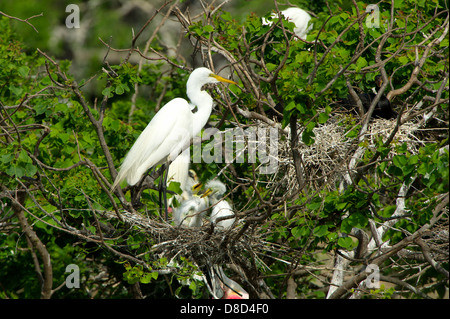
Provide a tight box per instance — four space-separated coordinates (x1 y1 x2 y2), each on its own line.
0 11 43 33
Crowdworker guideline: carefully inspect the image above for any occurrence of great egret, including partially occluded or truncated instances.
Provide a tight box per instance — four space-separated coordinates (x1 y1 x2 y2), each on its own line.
111 67 236 218
338 75 397 120
205 180 236 231
262 7 313 40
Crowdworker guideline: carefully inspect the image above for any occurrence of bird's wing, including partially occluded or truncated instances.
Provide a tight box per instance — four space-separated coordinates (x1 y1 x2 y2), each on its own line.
133 101 193 183
113 98 191 188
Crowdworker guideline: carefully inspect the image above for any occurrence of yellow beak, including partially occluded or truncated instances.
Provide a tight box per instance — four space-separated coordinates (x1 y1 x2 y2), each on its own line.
201 188 214 198
192 183 203 194
211 73 237 85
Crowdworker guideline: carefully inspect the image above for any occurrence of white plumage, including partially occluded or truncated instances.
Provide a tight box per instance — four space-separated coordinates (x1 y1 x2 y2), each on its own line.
167 150 190 191
262 7 313 40
173 194 209 227
111 67 236 191
205 180 236 231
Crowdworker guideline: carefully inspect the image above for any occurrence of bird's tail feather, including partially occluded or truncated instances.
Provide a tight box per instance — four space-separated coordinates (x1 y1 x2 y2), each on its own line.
111 167 126 191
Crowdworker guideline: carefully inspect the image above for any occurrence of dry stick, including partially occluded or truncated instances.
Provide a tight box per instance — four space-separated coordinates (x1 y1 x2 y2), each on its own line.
128 0 179 123
8 189 53 298
0 11 43 33
36 49 126 209
416 238 449 279
387 17 449 101
331 192 449 299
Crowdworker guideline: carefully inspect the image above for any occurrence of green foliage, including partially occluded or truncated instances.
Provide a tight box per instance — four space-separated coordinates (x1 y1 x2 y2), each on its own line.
0 0 448 299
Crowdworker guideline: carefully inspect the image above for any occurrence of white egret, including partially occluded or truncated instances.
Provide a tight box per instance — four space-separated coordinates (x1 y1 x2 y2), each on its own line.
262 7 312 40
205 180 236 231
111 67 236 218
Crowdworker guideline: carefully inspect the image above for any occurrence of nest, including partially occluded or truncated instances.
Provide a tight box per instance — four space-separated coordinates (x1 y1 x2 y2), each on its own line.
103 210 257 272
266 114 423 195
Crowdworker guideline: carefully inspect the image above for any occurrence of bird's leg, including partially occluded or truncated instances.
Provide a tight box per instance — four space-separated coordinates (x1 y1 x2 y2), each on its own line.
131 169 154 209
158 163 170 221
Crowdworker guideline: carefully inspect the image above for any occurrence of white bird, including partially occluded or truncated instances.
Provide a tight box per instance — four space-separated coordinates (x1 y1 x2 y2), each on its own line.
205 180 236 231
111 67 236 216
167 149 190 195
173 193 209 227
167 151 198 205
262 7 312 40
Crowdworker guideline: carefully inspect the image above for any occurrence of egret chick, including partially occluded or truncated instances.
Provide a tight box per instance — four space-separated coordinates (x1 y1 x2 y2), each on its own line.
173 193 209 227
205 180 236 231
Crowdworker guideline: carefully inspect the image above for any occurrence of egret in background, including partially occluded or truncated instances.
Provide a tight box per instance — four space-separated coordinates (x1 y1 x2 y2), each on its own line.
111 67 236 219
262 7 313 40
205 180 236 231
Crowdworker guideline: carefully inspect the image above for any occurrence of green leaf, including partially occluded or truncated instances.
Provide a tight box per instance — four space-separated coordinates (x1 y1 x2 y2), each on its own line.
327 232 338 241
1 153 14 164
292 226 310 239
25 163 37 177
313 225 329 237
285 101 296 111
102 87 113 97
393 155 407 168
341 211 368 233
221 11 232 21
318 112 329 124
9 85 23 96
203 25 214 33
115 85 125 95
17 66 30 78
394 0 404 8
266 63 277 72
307 200 322 211
6 165 24 178
338 237 354 249
291 226 302 239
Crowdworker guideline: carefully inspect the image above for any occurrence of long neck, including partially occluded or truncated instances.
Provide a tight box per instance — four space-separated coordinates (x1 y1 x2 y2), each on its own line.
187 83 213 135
